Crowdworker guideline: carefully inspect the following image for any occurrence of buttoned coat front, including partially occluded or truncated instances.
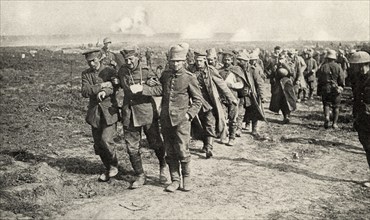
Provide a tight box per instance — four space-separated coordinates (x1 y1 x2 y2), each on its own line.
81 66 118 128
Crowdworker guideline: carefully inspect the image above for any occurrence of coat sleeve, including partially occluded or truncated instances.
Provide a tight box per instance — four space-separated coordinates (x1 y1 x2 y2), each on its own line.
337 66 345 87
142 71 165 96
211 69 237 103
187 76 203 119
254 68 265 99
81 72 101 98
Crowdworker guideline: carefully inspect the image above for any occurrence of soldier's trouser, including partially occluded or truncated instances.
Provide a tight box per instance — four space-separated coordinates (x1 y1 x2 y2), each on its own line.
124 121 165 169
222 102 238 140
305 80 316 98
236 98 245 134
162 120 191 163
358 130 370 168
92 121 117 170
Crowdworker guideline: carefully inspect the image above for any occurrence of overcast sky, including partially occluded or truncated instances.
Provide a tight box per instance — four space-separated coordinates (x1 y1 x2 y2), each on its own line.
1 1 369 41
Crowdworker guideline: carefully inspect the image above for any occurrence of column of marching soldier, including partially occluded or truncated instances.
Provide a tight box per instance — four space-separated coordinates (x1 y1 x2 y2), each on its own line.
81 37 370 191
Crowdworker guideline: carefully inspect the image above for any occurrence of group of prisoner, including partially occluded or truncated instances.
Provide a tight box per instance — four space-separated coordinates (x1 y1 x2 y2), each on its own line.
81 37 370 191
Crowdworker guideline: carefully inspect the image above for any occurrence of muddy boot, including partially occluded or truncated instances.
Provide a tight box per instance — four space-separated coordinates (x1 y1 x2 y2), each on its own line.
165 160 180 192
332 107 339 129
129 154 146 189
227 124 236 146
158 158 167 184
205 137 214 159
251 120 259 136
324 106 330 129
243 122 251 132
155 148 167 184
283 112 290 124
181 161 192 192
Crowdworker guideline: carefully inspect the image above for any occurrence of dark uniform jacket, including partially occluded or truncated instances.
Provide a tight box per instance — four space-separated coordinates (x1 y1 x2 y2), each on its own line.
353 71 370 133
117 63 158 128
143 68 203 127
304 57 318 82
81 66 118 128
316 62 344 96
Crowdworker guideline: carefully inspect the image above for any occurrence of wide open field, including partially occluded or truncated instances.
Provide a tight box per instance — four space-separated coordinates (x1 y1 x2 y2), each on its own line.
0 43 369 219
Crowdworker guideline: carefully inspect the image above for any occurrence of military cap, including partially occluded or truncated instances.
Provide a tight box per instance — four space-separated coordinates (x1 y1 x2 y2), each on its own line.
169 43 189 61
223 51 234 58
236 51 249 61
274 46 281 50
103 37 111 44
82 49 100 61
349 51 370 64
206 48 218 59
120 45 139 59
194 51 207 58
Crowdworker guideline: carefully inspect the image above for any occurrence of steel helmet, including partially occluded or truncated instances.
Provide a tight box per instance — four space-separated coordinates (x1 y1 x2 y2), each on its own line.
326 49 337 59
349 51 370 64
103 37 112 44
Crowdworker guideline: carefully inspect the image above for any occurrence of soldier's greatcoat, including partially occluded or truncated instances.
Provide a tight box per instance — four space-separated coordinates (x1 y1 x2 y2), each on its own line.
81 66 118 128
269 62 297 113
117 63 158 128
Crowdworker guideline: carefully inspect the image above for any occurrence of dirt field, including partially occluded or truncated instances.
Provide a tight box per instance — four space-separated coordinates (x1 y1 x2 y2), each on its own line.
0 44 369 219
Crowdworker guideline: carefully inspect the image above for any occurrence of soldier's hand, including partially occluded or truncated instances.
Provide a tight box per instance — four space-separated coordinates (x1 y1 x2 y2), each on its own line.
101 81 112 88
97 91 106 102
110 60 117 67
147 78 159 87
111 77 119 85
227 82 233 88
130 84 143 94
185 113 191 121
337 86 344 94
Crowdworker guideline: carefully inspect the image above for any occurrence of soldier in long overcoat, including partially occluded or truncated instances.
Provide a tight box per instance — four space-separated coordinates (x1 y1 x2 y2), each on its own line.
237 52 266 136
143 43 203 192
218 51 245 146
192 51 237 158
349 51 370 187
115 47 167 189
268 54 297 124
81 50 119 182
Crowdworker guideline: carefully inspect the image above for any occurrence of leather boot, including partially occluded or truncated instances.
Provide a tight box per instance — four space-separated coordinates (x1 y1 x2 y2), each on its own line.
251 120 259 136
332 107 339 129
129 154 146 189
205 136 214 159
155 148 167 184
324 106 330 129
181 161 192 191
165 160 180 192
227 124 236 145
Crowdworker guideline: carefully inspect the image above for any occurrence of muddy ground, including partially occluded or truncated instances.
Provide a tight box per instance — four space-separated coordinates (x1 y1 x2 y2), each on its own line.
0 44 369 219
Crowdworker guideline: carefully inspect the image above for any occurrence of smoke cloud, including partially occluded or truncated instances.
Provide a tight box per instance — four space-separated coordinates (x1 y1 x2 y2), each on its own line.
181 22 214 39
110 6 154 36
